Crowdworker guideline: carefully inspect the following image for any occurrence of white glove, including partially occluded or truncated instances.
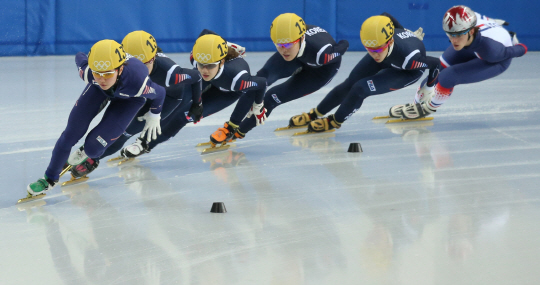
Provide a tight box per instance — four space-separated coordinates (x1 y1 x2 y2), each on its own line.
246 102 267 126
416 84 435 104
227 42 246 57
138 111 161 142
408 27 425 41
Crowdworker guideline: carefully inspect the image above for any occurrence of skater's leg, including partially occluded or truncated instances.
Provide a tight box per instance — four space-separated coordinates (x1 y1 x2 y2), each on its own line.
429 58 511 109
82 97 146 159
317 54 382 114
147 97 194 149
45 85 108 181
239 61 340 134
334 69 423 123
99 94 185 158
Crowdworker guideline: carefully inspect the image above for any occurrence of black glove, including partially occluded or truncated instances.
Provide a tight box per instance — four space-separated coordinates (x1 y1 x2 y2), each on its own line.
188 101 203 123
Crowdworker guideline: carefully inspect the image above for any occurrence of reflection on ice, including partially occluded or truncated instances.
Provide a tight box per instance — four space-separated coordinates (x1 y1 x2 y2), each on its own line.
1 53 540 284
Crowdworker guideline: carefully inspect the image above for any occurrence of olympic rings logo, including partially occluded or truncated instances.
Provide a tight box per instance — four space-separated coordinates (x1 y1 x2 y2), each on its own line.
133 54 145 61
363 39 379 47
195 53 212 63
275 38 293 43
93 61 111 71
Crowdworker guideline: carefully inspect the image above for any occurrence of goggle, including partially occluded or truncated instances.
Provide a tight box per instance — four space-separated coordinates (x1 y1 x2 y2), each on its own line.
197 61 220 70
144 57 155 65
446 29 471 38
92 69 117 79
275 38 301 49
365 40 391 53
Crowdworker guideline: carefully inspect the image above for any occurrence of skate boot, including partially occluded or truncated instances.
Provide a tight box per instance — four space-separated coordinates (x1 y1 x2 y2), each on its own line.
289 108 323 128
234 129 246 140
27 175 57 196
307 114 342 133
71 158 100 178
210 121 238 145
401 102 436 119
389 104 412 118
67 146 88 166
120 137 150 158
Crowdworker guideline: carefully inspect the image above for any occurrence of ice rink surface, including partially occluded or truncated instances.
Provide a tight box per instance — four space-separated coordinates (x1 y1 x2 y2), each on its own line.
1 51 539 284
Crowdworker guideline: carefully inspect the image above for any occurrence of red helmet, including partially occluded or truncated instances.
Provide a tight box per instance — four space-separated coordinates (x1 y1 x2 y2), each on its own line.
443 5 477 34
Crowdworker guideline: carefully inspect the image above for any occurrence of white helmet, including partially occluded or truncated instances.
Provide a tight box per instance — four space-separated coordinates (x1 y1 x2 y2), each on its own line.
442 5 477 34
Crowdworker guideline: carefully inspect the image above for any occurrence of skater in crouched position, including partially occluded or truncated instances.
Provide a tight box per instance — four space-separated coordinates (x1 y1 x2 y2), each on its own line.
235 12 349 137
70 30 203 177
291 13 439 133
391 5 528 119
189 31 267 146
26 40 166 197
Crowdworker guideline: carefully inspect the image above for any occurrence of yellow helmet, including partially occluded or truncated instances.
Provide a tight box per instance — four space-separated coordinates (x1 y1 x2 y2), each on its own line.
122 30 157 63
88 39 126 71
360 15 394 48
270 13 306 44
192 34 228 64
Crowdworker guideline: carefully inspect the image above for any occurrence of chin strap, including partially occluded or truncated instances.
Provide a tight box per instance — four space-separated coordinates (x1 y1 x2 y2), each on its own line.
297 36 307 58
211 62 225 80
385 41 394 59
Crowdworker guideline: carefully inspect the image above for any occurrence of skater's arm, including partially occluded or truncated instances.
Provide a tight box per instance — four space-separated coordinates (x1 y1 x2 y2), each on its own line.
425 60 440 87
231 72 267 104
403 54 440 87
165 65 202 91
75 52 92 84
402 53 439 71
121 77 166 114
144 80 166 114
316 39 349 66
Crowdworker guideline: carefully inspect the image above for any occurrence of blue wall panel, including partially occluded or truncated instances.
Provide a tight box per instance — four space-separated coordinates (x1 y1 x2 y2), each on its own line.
0 0 538 56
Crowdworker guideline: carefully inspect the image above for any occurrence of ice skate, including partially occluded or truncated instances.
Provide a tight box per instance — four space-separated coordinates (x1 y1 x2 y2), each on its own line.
276 108 321 131
67 146 89 166
294 115 340 136
18 164 72 204
19 174 59 204
108 137 149 164
400 101 436 120
389 104 409 118
372 103 411 120
200 121 238 154
384 102 434 123
62 158 99 186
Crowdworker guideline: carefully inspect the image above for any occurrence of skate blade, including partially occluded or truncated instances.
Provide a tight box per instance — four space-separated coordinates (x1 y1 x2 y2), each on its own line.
61 174 89 187
59 165 73 177
274 125 306 132
201 144 231 154
17 193 46 204
386 117 434 124
117 158 135 165
293 129 335 136
107 156 125 162
197 140 236 147
372 115 391 120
